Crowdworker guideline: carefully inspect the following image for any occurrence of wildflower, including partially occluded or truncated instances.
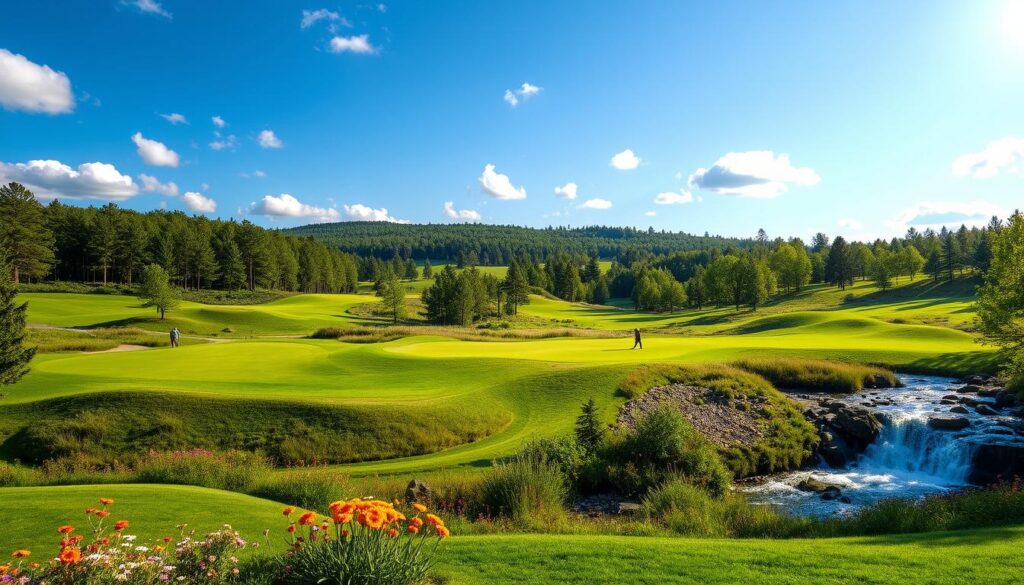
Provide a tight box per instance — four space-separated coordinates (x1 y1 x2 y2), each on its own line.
413 503 427 513
282 507 295 516
436 526 450 539
286 525 296 534
58 547 82 564
9 551 29 559
408 525 419 534
99 498 114 506
387 528 399 537
425 514 444 527
409 517 423 528
96 510 110 518
332 512 352 525
57 525 75 534
298 512 316 526
114 520 130 531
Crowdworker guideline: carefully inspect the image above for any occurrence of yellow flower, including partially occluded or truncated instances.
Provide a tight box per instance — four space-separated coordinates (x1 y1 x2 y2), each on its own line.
412 503 427 513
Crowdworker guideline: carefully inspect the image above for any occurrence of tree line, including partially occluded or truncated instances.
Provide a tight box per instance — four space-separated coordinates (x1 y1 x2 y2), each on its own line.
0 182 359 294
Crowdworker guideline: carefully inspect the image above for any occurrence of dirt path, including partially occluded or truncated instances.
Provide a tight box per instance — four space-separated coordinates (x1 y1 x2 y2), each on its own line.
86 344 149 354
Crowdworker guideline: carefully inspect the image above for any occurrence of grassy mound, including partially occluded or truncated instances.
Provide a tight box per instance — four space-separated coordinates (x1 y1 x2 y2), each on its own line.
26 326 182 353
616 364 818 477
732 357 900 393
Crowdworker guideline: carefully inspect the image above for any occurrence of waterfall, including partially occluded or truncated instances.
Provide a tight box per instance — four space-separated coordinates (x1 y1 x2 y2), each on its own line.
857 414 975 484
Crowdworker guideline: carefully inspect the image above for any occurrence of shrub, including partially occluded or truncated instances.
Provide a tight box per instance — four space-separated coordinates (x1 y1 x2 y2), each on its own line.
3 499 248 584
477 454 568 523
278 499 448 585
733 357 900 393
252 468 352 511
519 436 588 489
607 406 731 498
135 449 270 492
0 461 42 487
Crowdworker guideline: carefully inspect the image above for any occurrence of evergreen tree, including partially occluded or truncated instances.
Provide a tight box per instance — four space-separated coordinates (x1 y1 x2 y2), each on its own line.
378 273 407 323
500 261 530 315
89 204 119 285
591 276 610 305
925 249 943 282
686 266 707 310
825 236 854 290
216 235 246 291
422 259 433 279
976 213 1024 389
583 257 602 283
575 398 604 456
405 258 419 280
138 264 179 320
940 231 961 282
0 263 35 385
0 182 54 283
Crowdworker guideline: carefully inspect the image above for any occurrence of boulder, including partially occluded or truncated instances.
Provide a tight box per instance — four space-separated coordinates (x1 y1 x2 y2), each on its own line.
977 387 1001 398
820 486 843 501
969 443 1024 485
950 405 970 415
617 502 642 515
960 384 983 394
995 391 1018 408
927 415 971 431
976 404 999 416
405 479 431 504
942 395 960 401
796 478 842 493
831 406 883 449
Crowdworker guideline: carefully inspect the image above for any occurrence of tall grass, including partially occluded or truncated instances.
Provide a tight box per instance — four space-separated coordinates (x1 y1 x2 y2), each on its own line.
311 325 618 343
733 357 900 393
477 455 568 524
27 326 172 353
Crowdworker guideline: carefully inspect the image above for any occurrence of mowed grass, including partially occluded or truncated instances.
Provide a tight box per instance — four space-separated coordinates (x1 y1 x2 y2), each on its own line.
19 292 381 336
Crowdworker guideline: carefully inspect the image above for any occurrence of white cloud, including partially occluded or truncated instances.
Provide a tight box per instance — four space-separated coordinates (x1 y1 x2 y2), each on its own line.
301 8 349 30
182 191 217 213
503 82 542 107
0 159 138 200
251 193 341 222
578 198 612 210
553 182 578 200
257 129 283 149
132 132 179 167
654 190 694 205
644 211 657 217
138 173 178 196
610 149 641 170
212 115 226 128
687 150 819 198
343 203 408 223
0 49 74 114
123 0 171 18
209 134 237 151
329 34 376 54
887 200 1007 232
443 201 481 222
240 170 267 179
838 218 864 231
952 137 1024 179
160 112 188 125
478 164 527 200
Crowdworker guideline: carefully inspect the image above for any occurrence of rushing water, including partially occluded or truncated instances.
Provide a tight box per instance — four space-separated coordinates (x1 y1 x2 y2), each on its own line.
744 375 1024 517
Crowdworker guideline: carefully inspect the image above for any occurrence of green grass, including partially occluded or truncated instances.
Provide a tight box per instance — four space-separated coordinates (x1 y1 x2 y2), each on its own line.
732 357 900 392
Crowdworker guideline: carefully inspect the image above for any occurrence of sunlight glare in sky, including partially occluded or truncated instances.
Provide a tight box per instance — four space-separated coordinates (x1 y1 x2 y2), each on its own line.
1003 0 1024 53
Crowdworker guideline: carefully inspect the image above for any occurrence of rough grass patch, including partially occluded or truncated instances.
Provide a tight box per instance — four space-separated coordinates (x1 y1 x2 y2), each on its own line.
732 357 900 393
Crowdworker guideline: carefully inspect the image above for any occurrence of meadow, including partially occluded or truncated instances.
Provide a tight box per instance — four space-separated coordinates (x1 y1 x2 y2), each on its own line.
0 273 1014 583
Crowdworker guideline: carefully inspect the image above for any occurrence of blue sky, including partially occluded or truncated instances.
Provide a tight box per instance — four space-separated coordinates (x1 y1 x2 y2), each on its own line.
1 0 1023 240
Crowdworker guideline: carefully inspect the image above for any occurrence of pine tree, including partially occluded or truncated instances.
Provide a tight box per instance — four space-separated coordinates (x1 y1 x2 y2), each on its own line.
138 264 179 319
378 273 407 323
405 258 419 280
0 182 55 283
0 263 35 385
575 398 604 456
422 259 433 279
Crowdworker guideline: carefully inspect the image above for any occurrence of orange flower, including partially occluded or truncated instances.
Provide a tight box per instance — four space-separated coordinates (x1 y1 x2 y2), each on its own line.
387 528 399 537
425 514 444 527
10 550 30 558
99 498 114 506
359 508 385 530
57 526 75 534
332 513 352 525
58 547 81 564
436 525 450 539
298 512 317 526
95 511 110 518
282 507 295 516
0 565 8 575
407 525 419 534
113 520 129 531
412 503 427 513
286 525 296 533
409 517 423 528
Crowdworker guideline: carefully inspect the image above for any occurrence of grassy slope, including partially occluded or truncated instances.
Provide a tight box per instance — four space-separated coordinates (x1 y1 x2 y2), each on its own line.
2 485 1021 585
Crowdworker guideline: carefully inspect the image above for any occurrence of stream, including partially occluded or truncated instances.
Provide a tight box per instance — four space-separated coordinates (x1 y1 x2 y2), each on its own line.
744 375 1024 517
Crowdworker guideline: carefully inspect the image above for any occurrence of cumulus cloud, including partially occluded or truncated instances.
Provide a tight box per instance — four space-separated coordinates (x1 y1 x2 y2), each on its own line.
687 150 819 198
443 201 481 222
123 0 171 18
343 203 408 223
479 164 526 200
250 193 341 222
0 49 74 114
952 137 1024 179
138 173 178 196
577 198 612 210
132 132 179 167
610 149 641 170
257 129 283 149
0 159 138 200
503 82 542 107
654 190 694 205
209 133 237 151
553 182 577 200
329 34 376 54
301 8 349 30
160 112 188 125
212 115 226 128
182 191 217 213
887 200 1007 231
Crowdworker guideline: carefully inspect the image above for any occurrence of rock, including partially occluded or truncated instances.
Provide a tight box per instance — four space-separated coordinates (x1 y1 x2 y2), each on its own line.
222 327 234 333
943 395 960 401
976 404 999 416
940 399 957 405
950 405 970 414
405 479 431 504
978 387 1001 397
995 391 1018 408
820 486 843 501
960 384 983 394
969 443 1024 485
796 478 842 493
830 406 883 449
964 375 986 385
839 496 853 504
617 502 642 515
927 415 971 431
820 444 849 467
959 397 982 407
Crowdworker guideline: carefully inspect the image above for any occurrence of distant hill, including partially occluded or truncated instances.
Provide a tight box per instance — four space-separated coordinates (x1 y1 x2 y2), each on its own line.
283 222 752 263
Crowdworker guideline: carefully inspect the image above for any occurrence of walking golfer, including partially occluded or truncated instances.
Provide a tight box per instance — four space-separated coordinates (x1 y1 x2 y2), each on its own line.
633 328 642 350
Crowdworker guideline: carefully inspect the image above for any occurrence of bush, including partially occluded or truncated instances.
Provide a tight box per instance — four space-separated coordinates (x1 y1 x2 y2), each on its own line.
278 499 449 585
477 454 568 523
519 436 588 489
733 357 900 393
606 406 731 498
0 461 42 487
135 449 270 492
